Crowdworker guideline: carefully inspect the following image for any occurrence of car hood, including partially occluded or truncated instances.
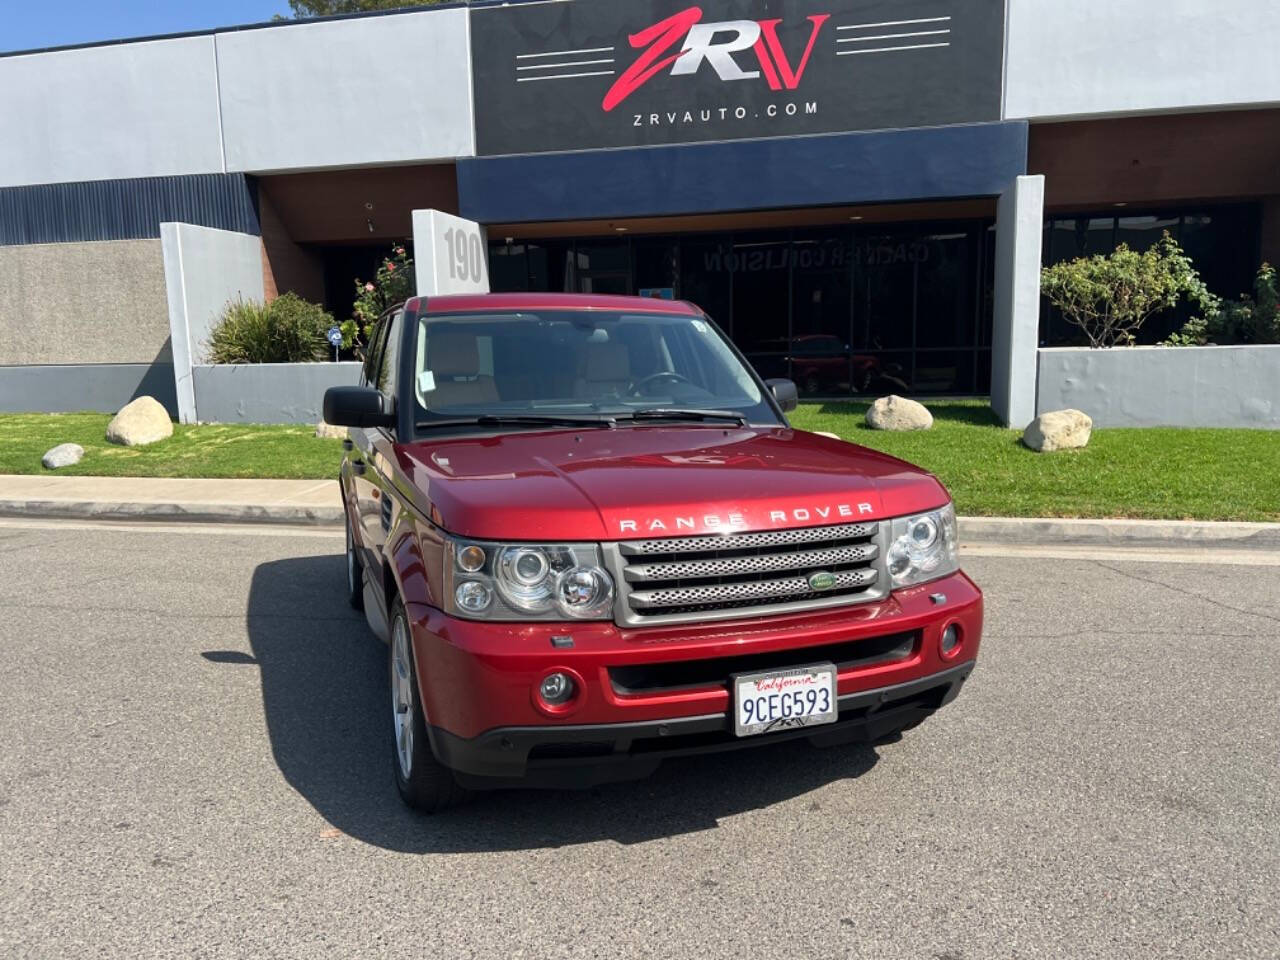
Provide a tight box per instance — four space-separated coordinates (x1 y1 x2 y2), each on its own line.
396 426 949 542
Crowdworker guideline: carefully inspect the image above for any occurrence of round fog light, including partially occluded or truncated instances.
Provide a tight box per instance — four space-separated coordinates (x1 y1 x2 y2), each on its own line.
539 672 575 705
455 580 492 613
940 623 960 657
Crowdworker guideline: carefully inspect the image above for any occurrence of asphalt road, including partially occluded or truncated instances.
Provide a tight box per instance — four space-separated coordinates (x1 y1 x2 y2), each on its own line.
1 518 1277 959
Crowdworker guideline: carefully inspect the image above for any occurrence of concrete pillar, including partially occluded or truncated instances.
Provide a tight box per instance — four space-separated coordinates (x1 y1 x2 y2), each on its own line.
990 174 1045 429
411 209 491 297
161 223 265 423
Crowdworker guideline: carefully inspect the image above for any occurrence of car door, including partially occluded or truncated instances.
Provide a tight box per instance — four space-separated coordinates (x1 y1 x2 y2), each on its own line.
350 313 393 575
353 307 404 606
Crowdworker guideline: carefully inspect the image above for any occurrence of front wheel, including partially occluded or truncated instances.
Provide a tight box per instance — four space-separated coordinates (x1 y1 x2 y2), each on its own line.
344 515 364 611
389 600 470 812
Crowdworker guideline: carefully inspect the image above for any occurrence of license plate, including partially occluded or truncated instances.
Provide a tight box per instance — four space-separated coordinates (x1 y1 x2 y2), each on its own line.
733 663 837 737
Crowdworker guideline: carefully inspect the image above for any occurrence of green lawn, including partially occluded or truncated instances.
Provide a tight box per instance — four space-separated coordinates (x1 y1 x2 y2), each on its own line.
790 400 1280 523
3 406 1277 521
0 413 341 480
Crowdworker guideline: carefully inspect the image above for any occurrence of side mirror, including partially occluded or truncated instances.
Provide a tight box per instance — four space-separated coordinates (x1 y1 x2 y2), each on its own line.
766 378 798 413
324 386 395 428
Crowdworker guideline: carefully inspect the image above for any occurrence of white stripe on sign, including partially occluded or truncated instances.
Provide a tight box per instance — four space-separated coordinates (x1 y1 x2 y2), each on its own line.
517 58 615 71
836 42 950 55
516 45 614 59
515 70 617 82
837 30 951 43
837 16 951 30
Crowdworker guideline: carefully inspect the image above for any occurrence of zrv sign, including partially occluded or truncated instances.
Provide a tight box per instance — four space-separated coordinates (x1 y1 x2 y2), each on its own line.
471 0 1005 156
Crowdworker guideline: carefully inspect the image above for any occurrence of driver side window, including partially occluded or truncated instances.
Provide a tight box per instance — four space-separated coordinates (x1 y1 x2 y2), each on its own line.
361 318 390 389
376 309 404 396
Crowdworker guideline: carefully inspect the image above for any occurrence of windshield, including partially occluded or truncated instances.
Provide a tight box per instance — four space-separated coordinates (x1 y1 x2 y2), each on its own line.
411 310 781 432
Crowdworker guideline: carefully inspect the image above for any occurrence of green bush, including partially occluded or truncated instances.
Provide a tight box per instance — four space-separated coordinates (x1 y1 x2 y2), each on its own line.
1164 263 1280 346
206 293 334 364
1040 233 1217 348
342 243 414 352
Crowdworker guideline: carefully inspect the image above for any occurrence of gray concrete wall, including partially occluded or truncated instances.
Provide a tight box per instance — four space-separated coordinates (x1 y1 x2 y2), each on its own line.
161 223 266 424
1006 0 1280 121
990 175 1044 429
192 363 361 424
1036 346 1280 428
0 363 178 416
0 239 171 365
216 8 474 173
0 37 224 188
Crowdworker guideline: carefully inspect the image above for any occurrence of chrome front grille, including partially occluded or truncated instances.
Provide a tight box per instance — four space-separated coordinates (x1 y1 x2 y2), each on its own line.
605 522 887 626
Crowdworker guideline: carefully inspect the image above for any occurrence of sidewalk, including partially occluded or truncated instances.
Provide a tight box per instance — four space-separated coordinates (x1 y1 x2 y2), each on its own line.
1 474 1279 547
0 475 342 525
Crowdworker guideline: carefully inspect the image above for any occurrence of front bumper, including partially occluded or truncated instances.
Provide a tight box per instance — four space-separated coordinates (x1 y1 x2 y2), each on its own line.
408 569 982 786
432 661 974 789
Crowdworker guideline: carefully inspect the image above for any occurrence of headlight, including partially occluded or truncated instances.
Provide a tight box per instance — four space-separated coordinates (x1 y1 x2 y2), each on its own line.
886 503 959 589
444 538 615 621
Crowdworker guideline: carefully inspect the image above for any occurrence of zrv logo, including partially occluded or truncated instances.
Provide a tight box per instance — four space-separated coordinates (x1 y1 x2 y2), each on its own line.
603 7 830 111
478 0 994 156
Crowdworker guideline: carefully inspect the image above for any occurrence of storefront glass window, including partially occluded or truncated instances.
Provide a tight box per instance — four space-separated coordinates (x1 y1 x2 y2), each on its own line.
678 237 731 333
489 243 529 292
916 231 978 349
730 233 793 384
791 229 852 397
1115 215 1179 252
490 219 994 396
1039 203 1261 345
855 229 917 351
633 238 679 296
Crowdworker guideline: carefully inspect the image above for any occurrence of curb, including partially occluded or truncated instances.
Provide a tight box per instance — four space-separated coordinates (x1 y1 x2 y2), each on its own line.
1 499 1277 548
0 500 345 526
958 516 1280 550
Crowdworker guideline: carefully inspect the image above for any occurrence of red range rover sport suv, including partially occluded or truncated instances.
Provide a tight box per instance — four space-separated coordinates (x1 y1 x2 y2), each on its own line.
324 293 982 811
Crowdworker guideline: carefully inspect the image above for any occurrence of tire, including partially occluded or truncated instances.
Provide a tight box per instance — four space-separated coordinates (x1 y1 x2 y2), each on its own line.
388 600 470 812
344 514 364 611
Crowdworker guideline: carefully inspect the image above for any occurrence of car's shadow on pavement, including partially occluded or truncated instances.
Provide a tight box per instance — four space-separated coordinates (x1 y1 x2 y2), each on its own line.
240 554 881 853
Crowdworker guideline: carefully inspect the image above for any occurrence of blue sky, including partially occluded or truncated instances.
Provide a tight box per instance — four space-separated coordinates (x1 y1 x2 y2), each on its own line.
1 1 292 54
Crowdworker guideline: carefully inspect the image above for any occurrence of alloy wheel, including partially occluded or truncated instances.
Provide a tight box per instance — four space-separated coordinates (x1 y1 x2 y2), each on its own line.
391 617 415 780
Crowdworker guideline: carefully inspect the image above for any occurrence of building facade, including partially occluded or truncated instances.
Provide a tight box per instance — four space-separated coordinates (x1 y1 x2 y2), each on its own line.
1 0 1278 419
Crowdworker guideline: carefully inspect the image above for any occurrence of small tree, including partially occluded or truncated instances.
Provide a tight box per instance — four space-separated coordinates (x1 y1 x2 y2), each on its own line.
1040 234 1218 348
341 244 414 352
1165 263 1280 346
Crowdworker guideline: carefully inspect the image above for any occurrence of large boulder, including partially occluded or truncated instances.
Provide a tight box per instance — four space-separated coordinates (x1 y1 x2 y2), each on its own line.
42 443 84 469
106 396 173 447
866 395 933 431
1023 409 1092 452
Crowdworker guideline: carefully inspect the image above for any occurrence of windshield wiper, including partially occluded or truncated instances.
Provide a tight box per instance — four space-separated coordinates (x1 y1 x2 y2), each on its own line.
620 409 748 426
416 414 616 431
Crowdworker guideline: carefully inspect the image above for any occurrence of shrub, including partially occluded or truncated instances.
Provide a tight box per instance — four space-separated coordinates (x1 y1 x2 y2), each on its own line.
341 244 414 352
206 293 333 364
1040 234 1217 348
1164 263 1280 346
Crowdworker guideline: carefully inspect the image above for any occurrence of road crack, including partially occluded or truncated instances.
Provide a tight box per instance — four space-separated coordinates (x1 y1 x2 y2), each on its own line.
1092 560 1280 627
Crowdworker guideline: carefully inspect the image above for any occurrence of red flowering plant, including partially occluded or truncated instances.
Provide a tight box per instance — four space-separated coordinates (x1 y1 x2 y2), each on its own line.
342 244 414 352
